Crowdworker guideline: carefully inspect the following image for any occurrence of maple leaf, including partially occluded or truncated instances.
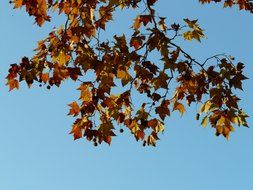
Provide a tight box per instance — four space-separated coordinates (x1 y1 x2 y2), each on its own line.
41 73 49 83
117 69 133 86
155 100 170 120
173 101 185 116
139 15 152 26
13 0 23 8
68 102 80 116
183 19 204 42
183 31 194 41
53 51 71 67
78 85 92 102
201 115 209 127
133 16 141 30
70 125 82 140
7 79 19 91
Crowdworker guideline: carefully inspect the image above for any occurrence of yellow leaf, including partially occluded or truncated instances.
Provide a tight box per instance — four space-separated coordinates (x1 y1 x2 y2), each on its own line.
201 116 209 127
53 51 70 67
173 101 185 116
129 120 139 134
192 29 204 42
155 121 165 133
133 16 141 30
78 85 92 102
183 31 193 41
117 69 133 86
184 19 198 28
52 3 58 12
217 116 226 126
231 116 240 125
200 101 212 113
119 2 124 9
183 19 204 42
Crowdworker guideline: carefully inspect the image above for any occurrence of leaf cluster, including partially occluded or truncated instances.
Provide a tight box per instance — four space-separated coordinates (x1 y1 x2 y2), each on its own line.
7 0 249 146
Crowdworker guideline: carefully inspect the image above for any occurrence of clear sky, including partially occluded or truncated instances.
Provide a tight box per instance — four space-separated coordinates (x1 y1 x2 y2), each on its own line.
0 1 252 190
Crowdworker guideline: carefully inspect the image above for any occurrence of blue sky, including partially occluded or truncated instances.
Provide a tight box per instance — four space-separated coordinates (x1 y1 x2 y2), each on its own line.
0 1 252 190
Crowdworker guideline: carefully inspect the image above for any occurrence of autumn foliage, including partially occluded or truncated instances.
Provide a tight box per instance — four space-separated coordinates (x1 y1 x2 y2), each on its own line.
7 0 250 146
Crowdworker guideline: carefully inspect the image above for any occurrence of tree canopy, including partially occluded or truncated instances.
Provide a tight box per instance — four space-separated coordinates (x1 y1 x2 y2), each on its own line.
7 0 250 146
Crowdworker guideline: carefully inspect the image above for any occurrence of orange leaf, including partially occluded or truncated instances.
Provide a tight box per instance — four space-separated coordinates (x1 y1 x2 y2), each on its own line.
8 79 19 91
70 125 82 140
13 0 23 8
173 101 185 116
68 102 80 116
41 73 49 83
